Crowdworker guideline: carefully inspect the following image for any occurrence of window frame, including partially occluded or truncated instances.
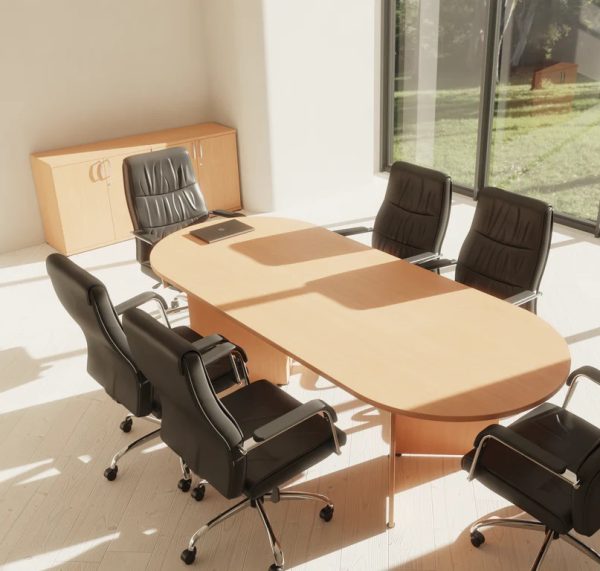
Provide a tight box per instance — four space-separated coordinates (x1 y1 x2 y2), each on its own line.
381 0 600 237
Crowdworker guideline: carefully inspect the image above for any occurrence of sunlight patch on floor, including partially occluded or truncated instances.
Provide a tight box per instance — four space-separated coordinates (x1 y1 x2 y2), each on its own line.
141 442 167 455
0 459 53 484
1 532 120 571
0 372 98 415
16 467 61 486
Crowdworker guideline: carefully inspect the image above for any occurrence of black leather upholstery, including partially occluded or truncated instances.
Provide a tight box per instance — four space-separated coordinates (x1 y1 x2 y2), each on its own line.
47 253 154 417
123 147 209 280
372 161 452 259
46 253 239 418
463 402 600 536
122 308 346 501
222 380 346 498
455 187 553 309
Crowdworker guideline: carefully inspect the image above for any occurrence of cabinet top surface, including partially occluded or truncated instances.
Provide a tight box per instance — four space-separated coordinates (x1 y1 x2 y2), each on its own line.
31 123 236 166
150 215 571 421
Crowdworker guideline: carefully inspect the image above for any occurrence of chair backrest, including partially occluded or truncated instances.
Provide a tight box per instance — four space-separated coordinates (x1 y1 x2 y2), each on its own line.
122 308 246 499
372 161 452 259
455 187 553 302
46 253 152 416
123 147 209 256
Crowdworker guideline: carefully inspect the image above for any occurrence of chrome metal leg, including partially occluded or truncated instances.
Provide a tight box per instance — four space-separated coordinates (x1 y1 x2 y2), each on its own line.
187 497 251 550
273 491 332 508
531 529 554 571
255 499 285 569
109 427 161 469
144 414 161 426
388 412 396 529
471 517 546 534
152 298 170 328
180 458 191 480
230 350 250 385
561 532 600 564
166 293 189 316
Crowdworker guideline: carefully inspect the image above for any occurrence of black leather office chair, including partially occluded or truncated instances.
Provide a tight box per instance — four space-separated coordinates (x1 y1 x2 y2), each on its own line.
122 308 347 570
463 366 600 570
123 147 243 285
427 186 553 312
46 253 248 495
335 161 452 265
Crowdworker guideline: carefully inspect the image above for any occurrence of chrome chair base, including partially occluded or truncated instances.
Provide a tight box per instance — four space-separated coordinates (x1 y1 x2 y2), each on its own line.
103 414 162 481
180 489 335 569
470 516 600 571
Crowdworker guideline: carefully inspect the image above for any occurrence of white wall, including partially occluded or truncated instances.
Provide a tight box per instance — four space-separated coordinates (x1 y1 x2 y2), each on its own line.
0 0 210 254
200 0 274 212
2 0 385 254
202 0 385 218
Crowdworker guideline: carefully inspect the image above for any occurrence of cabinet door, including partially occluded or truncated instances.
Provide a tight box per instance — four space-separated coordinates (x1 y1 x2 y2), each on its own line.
53 160 115 253
195 134 241 211
165 140 198 171
102 153 139 241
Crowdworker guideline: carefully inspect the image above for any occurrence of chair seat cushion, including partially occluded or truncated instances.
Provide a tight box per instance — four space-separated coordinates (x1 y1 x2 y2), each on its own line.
511 403 600 472
462 403 600 534
222 380 346 498
462 444 573 533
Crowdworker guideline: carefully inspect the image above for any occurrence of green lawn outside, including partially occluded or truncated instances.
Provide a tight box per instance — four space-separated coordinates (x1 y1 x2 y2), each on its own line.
393 81 600 221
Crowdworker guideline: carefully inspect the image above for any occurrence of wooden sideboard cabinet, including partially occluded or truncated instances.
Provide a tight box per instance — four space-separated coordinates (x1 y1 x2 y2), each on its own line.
31 122 242 255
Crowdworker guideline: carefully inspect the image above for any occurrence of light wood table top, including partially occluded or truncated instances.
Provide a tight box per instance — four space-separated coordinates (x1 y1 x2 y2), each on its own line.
151 216 571 422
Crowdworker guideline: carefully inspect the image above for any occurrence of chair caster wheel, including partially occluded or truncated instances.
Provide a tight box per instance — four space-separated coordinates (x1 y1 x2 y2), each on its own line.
319 505 334 522
104 466 118 481
470 530 485 548
191 484 206 501
268 565 283 571
180 547 197 565
178 478 192 492
119 418 133 433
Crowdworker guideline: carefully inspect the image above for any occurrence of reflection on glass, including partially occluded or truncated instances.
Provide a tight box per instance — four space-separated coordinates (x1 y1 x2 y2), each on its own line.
392 0 487 186
489 0 600 221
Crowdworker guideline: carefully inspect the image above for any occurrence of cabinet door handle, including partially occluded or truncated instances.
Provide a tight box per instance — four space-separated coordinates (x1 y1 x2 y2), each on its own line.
94 161 103 182
95 159 112 182
192 143 197 160
199 143 204 161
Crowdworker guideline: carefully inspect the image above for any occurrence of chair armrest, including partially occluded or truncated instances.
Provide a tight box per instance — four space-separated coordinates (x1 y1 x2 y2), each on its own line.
563 366 600 409
192 334 226 353
567 366 600 387
241 399 342 455
505 290 540 307
469 424 578 488
334 226 373 237
405 252 441 265
131 230 160 245
115 291 168 315
199 342 237 367
420 257 457 271
211 209 245 218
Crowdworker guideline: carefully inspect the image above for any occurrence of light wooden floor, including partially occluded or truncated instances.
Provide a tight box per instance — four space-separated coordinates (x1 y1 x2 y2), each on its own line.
2 196 600 570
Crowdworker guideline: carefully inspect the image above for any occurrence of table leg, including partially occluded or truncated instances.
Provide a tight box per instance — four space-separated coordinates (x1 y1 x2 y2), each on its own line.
188 294 291 384
387 412 396 529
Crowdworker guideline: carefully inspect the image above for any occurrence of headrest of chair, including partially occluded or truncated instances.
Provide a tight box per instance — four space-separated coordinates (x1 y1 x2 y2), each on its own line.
122 147 198 197
46 253 105 306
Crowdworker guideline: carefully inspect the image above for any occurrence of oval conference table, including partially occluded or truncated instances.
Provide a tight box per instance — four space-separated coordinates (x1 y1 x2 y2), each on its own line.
151 216 570 528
